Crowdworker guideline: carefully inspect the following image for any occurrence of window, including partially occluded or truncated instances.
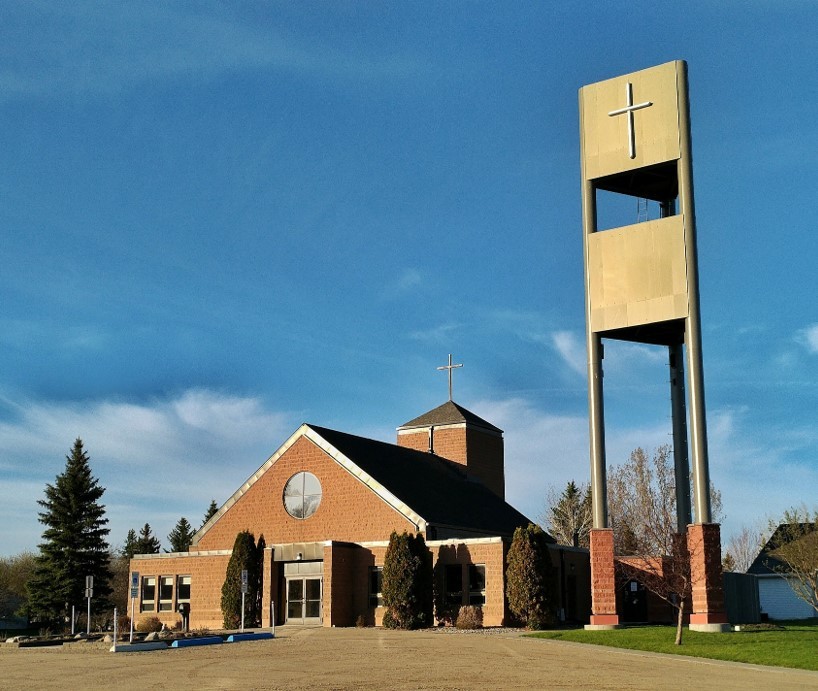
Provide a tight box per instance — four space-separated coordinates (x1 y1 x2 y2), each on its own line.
158 576 173 611
177 575 191 603
468 564 486 605
369 567 383 607
141 576 156 612
444 565 463 605
283 471 322 519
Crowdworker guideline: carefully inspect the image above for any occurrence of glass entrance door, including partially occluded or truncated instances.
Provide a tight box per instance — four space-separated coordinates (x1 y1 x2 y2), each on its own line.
286 577 322 624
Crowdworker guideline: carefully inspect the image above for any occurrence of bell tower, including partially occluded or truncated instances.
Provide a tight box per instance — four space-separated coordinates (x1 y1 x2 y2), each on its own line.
579 61 728 631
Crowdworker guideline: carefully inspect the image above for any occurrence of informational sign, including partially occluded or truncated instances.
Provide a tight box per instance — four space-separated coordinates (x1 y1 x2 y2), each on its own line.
241 569 249 595
130 571 140 599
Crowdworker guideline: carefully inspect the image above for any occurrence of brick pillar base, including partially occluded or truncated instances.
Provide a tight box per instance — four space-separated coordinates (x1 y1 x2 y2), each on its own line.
586 528 619 629
687 523 729 631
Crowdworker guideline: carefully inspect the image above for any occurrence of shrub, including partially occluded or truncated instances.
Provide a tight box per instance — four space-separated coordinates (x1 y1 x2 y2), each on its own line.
382 531 433 629
455 605 483 630
136 616 163 633
506 524 558 629
221 530 264 629
116 613 131 635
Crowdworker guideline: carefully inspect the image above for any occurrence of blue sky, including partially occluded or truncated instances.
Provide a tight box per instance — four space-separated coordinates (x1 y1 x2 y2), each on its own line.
1 2 816 556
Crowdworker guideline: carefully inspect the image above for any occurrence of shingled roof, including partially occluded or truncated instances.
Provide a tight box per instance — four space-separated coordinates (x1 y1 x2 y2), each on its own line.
308 424 538 539
398 400 502 434
748 523 816 575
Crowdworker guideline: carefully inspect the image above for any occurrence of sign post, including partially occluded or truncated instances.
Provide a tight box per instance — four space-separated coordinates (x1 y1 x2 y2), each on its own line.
129 571 139 643
240 569 248 633
85 575 94 636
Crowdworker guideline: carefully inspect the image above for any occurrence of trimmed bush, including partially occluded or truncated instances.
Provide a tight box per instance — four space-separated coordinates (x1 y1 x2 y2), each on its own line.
221 530 263 629
506 524 558 629
136 616 163 633
382 531 433 629
455 605 483 630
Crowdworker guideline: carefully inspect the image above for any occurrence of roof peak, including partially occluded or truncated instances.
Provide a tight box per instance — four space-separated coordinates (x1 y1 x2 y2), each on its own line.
398 400 502 434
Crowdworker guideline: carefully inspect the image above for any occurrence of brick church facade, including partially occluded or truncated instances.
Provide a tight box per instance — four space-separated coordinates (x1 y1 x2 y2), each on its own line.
130 400 591 629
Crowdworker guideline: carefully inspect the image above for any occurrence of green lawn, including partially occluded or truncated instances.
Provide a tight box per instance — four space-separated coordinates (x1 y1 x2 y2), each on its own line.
529 620 818 671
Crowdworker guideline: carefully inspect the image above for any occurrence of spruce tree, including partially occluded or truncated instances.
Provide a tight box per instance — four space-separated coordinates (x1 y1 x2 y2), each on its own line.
26 438 112 624
505 524 557 629
167 517 195 552
202 499 218 528
121 529 139 559
382 531 432 629
134 523 161 554
221 530 260 629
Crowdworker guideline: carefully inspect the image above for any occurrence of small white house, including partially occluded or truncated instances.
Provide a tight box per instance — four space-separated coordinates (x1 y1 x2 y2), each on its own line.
748 524 817 621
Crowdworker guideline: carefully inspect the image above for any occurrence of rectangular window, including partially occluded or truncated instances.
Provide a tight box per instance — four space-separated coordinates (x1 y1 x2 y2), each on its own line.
369 567 383 607
141 576 156 612
444 564 463 605
158 576 173 611
177 575 191 603
468 564 486 605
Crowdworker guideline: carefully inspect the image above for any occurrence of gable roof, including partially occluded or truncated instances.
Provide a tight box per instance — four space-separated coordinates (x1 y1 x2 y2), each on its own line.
194 422 537 545
748 523 816 575
309 424 535 538
398 400 502 434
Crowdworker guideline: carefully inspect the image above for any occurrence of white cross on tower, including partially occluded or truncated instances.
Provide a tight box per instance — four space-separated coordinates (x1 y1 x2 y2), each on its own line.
437 354 463 402
608 81 652 159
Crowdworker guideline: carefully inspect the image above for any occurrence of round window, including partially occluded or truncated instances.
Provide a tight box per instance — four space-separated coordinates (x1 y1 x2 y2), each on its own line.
283 471 322 519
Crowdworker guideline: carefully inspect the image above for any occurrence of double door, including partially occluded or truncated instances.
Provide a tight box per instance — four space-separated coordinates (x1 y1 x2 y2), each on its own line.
286 577 322 624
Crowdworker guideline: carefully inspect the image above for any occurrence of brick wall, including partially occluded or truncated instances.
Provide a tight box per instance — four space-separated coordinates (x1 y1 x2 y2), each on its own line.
129 552 232 631
688 523 728 624
336 538 508 628
465 428 504 500
589 529 619 625
397 425 504 499
324 543 358 627
195 436 418 551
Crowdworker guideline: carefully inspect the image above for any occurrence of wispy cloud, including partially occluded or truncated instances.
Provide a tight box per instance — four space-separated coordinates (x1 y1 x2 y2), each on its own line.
382 268 423 300
0 4 426 103
797 323 818 354
408 322 462 343
551 330 586 376
470 397 589 522
0 389 297 555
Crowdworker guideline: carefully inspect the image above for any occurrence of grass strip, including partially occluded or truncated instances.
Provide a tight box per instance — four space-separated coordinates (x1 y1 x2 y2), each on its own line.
528 620 818 671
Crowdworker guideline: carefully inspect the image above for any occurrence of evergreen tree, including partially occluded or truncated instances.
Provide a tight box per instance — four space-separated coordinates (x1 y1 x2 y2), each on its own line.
134 523 161 554
121 529 139 559
167 517 195 552
505 524 557 629
202 499 218 528
221 530 261 629
545 481 592 548
26 439 112 624
253 534 266 624
382 531 433 629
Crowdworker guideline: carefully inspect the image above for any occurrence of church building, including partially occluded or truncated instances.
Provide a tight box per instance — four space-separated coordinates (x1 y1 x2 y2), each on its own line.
130 399 591 629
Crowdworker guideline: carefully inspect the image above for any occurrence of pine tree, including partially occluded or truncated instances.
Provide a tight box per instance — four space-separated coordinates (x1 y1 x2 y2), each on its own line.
121 529 139 559
26 439 112 624
221 531 261 629
167 517 195 552
382 531 433 629
134 523 161 554
202 499 218 528
505 524 557 629
546 481 592 548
